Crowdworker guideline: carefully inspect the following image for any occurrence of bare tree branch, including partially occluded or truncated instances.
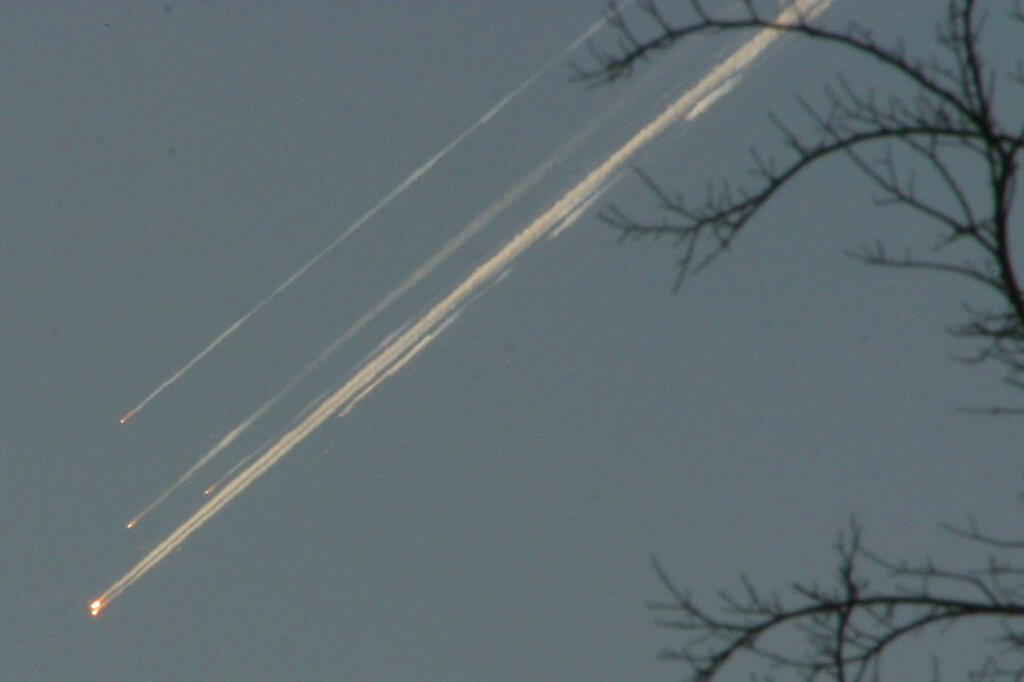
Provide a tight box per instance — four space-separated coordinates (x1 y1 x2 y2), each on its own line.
575 2 1024 679
650 520 1024 681
576 0 1024 398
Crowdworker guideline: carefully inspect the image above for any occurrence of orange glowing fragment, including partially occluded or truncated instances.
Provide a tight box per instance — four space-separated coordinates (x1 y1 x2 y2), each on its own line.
90 599 103 616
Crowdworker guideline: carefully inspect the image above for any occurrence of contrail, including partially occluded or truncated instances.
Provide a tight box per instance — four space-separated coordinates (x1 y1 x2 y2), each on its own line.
549 171 626 240
201 386 336 496
91 0 833 616
117 4 635 426
123 94 610 529
202 448 258 497
125 410 268 528
685 73 741 121
127 377 339 527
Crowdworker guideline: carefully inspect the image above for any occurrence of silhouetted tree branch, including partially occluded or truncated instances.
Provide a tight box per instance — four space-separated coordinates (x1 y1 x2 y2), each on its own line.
574 0 1024 398
649 518 1024 681
575 1 1024 679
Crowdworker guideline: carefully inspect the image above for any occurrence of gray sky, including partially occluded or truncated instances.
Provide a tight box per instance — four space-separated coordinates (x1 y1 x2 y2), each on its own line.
2 2 1020 680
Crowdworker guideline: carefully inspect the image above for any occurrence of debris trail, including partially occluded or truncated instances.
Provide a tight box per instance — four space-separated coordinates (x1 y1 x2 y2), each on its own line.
116 6 632 424
92 0 831 615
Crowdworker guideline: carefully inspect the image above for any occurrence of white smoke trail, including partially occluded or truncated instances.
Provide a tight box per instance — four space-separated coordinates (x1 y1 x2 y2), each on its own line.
125 411 266 528
91 0 833 614
117 3 636 425
685 73 741 121
123 88 616 528
548 171 626 240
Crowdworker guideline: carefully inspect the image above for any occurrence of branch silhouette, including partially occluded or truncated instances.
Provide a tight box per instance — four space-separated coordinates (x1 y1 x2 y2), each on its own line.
576 0 1024 397
576 1 1024 679
649 519 1024 681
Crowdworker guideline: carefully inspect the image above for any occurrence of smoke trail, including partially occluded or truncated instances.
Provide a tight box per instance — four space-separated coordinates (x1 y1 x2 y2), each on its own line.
92 0 832 615
117 4 636 425
124 90 615 528
549 171 625 240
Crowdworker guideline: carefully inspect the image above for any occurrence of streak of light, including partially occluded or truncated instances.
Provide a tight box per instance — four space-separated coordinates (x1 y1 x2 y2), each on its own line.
116 3 635 424
204 450 257 496
336 311 461 419
125 412 264 528
127 371 341 526
204 384 337 496
122 47 623 527
685 73 741 121
494 266 515 286
548 171 625 240
91 0 832 614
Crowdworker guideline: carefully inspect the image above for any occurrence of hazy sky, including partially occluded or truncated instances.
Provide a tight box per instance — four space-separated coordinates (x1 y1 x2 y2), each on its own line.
2 2 1021 680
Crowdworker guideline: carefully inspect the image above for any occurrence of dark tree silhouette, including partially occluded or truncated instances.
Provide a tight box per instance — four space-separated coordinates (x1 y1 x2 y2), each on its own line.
574 1 1024 679
575 0 1024 401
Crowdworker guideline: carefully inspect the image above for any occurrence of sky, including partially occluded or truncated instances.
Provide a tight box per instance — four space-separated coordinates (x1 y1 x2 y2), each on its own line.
2 2 1021 680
